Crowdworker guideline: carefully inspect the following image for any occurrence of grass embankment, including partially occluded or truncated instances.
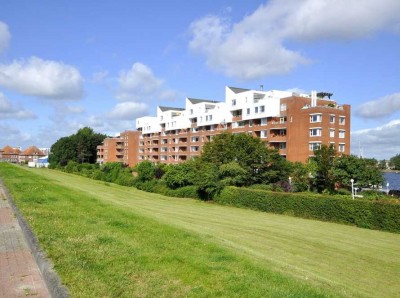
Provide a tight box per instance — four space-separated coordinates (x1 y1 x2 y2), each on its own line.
0 164 399 297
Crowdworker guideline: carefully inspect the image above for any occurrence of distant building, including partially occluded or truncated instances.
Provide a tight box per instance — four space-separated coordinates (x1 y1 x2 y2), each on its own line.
97 131 140 167
0 145 46 164
135 86 351 164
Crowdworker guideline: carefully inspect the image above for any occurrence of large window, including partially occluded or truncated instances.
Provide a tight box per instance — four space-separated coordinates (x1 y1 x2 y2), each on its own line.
330 115 335 123
309 142 321 151
310 128 322 137
260 106 265 113
260 130 267 138
338 143 345 152
310 114 322 123
339 116 346 125
339 130 345 138
330 129 335 138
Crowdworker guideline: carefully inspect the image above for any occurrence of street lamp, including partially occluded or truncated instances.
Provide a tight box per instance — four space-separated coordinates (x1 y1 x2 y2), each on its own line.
387 182 390 195
350 179 354 200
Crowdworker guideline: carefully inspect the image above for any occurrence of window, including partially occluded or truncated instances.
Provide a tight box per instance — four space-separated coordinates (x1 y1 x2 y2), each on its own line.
309 142 321 151
232 99 236 106
260 130 267 138
161 147 167 152
247 108 250 115
255 106 259 113
249 120 253 127
339 130 345 138
260 106 265 113
280 117 286 123
190 146 199 152
310 128 322 137
338 144 345 152
330 115 335 124
191 136 199 142
339 116 346 125
280 104 287 111
330 129 335 138
310 114 322 123
190 109 193 115
279 142 287 149
191 127 199 132
261 118 267 125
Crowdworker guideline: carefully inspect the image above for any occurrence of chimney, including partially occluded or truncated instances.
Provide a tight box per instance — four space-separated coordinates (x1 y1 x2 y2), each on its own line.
311 90 317 107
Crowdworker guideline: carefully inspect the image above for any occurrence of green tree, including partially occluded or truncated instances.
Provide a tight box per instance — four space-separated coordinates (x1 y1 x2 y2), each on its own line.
49 127 106 167
136 161 155 182
390 154 400 170
201 132 288 185
311 144 336 193
332 155 384 190
218 162 247 186
289 162 311 192
163 162 194 189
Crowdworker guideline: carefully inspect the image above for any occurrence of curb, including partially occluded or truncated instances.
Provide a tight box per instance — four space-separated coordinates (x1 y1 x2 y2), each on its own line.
0 179 69 298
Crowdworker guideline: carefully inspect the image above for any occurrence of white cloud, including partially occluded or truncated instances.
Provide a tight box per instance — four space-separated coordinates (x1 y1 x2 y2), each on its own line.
0 56 84 100
0 123 33 147
0 92 36 120
189 0 400 80
0 21 10 53
117 62 177 102
352 120 400 159
356 93 400 118
108 102 148 120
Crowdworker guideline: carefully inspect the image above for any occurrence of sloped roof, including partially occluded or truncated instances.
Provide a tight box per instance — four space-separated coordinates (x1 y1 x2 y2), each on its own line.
2 146 20 154
21 146 45 156
187 98 220 104
228 86 250 94
159 106 185 112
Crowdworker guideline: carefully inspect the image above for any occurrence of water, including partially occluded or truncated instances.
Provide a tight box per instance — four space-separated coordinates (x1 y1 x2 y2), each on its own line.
383 172 400 191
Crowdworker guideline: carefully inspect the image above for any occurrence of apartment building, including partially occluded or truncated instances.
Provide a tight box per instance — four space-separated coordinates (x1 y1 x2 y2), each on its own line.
96 130 140 167
0 145 46 163
135 86 350 164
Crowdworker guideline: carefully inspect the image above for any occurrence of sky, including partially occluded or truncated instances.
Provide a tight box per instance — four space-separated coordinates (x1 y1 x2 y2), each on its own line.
0 0 399 160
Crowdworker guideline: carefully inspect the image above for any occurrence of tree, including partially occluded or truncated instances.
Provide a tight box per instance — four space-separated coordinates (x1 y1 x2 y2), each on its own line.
332 155 384 190
218 162 247 186
201 132 289 185
390 154 400 170
49 127 107 167
136 161 155 182
311 144 336 193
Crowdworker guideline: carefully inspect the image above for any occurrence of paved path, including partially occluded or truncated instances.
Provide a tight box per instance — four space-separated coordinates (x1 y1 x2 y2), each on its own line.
0 185 50 298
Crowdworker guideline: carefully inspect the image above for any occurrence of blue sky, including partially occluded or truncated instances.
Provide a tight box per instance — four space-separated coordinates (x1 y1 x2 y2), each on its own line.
0 0 399 160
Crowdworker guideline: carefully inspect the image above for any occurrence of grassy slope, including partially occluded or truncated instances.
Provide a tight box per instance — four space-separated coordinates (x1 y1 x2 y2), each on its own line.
1 164 400 297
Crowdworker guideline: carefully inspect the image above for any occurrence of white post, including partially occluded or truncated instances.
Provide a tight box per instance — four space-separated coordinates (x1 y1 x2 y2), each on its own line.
350 179 354 200
387 182 390 195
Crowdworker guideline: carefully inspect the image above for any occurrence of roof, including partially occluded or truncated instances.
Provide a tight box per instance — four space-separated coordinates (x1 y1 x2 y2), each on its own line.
2 146 21 154
158 106 185 112
187 98 220 104
21 146 45 156
228 86 250 94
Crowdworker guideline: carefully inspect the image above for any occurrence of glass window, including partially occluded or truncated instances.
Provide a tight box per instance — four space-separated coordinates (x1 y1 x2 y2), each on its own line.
260 130 267 138
339 130 345 138
310 128 322 137
330 129 335 138
339 116 346 125
310 114 322 123
309 142 321 151
330 115 335 123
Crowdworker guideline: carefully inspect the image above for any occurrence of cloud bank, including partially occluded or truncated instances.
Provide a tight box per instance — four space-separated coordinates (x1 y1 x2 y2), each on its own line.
189 0 400 80
0 92 36 120
0 56 84 100
356 93 400 118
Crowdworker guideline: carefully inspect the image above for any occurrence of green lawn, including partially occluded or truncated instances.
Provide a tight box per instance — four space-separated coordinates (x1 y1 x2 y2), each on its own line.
1 164 399 297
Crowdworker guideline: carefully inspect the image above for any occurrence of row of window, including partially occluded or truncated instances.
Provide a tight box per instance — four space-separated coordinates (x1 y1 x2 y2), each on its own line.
310 114 346 124
310 128 346 138
309 142 345 152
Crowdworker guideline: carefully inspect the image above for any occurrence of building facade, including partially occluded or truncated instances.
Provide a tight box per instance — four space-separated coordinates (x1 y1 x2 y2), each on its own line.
135 86 351 164
97 130 140 167
0 145 46 163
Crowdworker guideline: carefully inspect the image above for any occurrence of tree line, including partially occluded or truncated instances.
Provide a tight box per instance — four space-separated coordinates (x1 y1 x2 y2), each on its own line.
49 128 386 200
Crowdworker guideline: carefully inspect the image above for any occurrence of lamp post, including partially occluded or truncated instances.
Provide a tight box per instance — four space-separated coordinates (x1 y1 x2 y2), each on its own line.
387 182 390 195
350 179 354 200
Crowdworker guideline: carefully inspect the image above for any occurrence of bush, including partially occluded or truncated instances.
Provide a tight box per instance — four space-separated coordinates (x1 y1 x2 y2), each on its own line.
214 187 400 233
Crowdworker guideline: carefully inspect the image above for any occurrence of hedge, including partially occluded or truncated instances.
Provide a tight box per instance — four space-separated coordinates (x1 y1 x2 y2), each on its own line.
214 187 400 233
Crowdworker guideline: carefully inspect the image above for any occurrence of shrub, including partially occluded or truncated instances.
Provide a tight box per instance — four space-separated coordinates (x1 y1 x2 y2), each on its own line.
214 187 400 233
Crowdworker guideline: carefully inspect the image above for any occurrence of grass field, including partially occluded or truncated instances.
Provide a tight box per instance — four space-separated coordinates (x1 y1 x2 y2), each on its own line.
1 164 399 297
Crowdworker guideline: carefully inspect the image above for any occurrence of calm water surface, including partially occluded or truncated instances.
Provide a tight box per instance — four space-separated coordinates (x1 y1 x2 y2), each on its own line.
383 172 400 190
